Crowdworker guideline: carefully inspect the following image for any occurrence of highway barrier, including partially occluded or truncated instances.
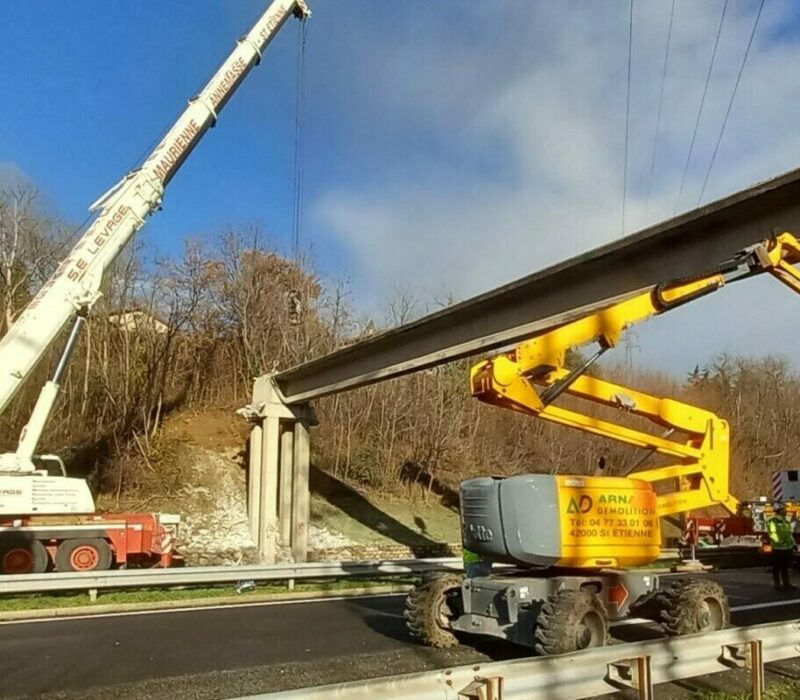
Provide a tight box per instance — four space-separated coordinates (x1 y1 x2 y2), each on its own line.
247 619 800 700
0 557 465 595
1 549 681 596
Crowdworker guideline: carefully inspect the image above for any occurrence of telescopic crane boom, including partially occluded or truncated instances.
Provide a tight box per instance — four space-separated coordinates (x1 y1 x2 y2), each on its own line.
0 1 310 513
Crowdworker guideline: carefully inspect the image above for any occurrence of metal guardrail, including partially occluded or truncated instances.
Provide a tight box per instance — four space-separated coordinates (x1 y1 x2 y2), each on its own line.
1 550 681 595
0 557 465 595
246 619 800 700
4 551 686 595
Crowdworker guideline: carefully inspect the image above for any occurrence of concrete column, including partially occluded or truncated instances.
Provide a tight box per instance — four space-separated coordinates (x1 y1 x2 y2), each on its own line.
247 373 315 563
291 420 310 562
247 424 263 542
258 415 280 563
278 426 294 548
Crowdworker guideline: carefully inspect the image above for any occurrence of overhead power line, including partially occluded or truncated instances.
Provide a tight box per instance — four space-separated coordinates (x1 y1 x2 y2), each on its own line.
622 0 633 236
644 0 676 221
698 0 766 205
675 0 729 213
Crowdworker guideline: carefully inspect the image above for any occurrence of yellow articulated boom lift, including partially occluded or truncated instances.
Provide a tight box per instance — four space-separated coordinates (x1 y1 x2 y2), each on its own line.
405 232 800 655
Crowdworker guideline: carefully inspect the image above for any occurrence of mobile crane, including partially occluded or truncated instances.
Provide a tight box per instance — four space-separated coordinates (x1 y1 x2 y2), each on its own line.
0 0 310 573
405 232 800 655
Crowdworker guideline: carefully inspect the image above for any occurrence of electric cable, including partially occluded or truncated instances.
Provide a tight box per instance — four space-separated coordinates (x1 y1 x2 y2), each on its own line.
698 0 766 205
674 0 729 213
622 0 633 235
644 0 676 221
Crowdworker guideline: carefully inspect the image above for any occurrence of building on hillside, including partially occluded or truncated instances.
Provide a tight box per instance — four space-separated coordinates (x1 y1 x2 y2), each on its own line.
107 309 169 335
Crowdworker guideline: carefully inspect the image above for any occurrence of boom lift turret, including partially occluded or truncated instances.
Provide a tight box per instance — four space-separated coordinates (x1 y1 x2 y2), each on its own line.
0 0 310 519
405 233 800 655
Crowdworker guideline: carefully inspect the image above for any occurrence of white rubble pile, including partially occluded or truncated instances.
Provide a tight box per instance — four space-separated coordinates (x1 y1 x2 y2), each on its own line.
173 446 259 566
171 445 356 565
309 524 353 549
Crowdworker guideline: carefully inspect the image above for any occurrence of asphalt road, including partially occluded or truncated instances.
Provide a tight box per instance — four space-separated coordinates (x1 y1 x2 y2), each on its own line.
1 568 798 700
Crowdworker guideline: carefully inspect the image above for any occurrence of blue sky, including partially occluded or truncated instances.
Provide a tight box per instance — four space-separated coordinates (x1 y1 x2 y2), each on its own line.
3 1 800 375
1 1 323 259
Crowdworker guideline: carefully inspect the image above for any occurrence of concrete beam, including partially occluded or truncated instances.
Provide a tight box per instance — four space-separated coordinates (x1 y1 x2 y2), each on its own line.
272 168 800 403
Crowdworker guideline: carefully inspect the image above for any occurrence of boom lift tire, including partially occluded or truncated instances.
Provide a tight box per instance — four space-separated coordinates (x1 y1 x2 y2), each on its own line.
533 589 609 656
0 538 49 574
630 589 671 623
55 538 113 572
660 578 729 636
404 574 463 648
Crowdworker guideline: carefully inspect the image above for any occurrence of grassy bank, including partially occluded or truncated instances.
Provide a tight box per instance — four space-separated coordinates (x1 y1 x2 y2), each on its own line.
700 680 800 699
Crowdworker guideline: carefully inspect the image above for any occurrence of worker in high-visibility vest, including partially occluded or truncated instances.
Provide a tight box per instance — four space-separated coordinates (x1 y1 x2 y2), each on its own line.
766 502 796 591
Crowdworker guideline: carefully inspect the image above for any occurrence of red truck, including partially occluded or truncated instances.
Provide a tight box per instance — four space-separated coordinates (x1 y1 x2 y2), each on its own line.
0 512 179 574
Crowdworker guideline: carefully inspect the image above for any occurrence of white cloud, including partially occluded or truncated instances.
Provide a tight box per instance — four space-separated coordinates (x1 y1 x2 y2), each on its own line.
312 0 800 372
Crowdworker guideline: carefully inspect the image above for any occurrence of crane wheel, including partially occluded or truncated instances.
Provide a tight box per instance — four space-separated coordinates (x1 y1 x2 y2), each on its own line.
660 578 730 636
55 538 113 572
534 589 609 656
0 539 49 575
404 574 463 648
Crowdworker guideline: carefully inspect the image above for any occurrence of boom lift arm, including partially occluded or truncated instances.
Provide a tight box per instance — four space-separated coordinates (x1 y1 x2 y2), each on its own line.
471 233 800 518
407 237 800 654
0 0 310 476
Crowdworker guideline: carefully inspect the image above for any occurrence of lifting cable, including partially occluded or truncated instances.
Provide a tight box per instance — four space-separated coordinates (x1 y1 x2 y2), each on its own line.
644 0 676 221
291 19 309 263
621 0 634 236
674 0 729 214
697 0 766 206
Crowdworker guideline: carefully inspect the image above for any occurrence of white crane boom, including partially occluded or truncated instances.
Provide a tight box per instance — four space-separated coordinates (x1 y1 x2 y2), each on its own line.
0 0 309 502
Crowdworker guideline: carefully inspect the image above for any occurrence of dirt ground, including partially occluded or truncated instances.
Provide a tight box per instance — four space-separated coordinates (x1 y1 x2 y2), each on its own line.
159 407 250 452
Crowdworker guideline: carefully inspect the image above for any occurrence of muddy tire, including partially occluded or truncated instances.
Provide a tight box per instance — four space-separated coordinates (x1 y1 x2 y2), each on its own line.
630 590 671 622
404 574 463 648
534 589 609 656
55 538 113 572
660 578 730 636
0 539 49 574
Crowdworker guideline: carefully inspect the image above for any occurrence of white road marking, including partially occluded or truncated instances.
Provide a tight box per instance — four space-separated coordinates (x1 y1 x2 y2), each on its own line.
730 598 800 613
611 617 653 627
611 597 800 628
1 588 798 628
0 591 406 626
